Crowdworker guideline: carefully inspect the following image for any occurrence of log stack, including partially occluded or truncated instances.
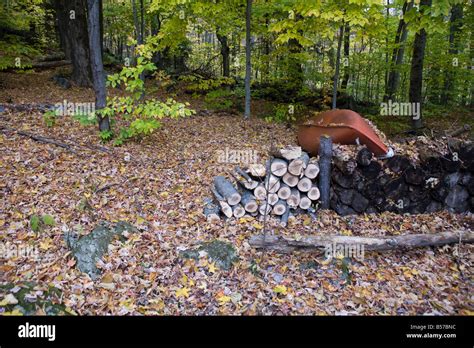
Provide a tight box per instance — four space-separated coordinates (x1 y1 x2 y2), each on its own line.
205 147 321 224
205 140 473 221
330 141 474 215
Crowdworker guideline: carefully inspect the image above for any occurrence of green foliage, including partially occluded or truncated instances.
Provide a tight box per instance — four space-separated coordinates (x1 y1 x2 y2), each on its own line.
42 110 57 128
104 46 195 145
180 75 235 94
204 88 234 111
74 113 98 126
265 103 306 123
0 0 45 70
42 215 55 226
30 215 40 232
29 214 55 233
99 129 114 142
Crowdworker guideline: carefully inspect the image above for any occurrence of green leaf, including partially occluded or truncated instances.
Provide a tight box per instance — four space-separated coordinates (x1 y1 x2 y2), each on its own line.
30 215 40 232
42 215 55 226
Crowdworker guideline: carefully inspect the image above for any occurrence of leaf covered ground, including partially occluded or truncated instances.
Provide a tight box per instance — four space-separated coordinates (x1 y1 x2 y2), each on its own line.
0 72 473 315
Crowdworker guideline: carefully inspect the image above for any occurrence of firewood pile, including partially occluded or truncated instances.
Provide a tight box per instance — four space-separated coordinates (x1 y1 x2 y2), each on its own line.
204 146 321 226
205 138 474 221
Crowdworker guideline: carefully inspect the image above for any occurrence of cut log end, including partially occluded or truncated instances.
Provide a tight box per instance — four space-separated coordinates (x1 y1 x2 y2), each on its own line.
307 186 321 201
232 204 246 218
304 163 320 179
299 195 312 210
297 177 312 192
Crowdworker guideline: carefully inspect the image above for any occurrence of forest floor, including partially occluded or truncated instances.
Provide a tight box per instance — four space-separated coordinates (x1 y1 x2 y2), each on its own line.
0 69 473 315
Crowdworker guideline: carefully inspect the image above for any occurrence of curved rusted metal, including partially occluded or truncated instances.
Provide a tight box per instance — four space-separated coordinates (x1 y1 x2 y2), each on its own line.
297 109 393 158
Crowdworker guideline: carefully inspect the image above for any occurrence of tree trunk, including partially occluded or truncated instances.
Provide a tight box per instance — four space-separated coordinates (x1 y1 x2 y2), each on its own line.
87 0 110 131
441 3 463 104
53 0 92 86
332 25 344 109
249 230 474 253
385 1 412 102
409 0 431 131
319 136 332 209
217 32 230 77
340 22 350 90
244 0 252 118
99 0 104 58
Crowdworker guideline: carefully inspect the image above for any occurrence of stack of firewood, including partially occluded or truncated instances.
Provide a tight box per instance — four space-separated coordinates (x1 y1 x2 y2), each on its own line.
204 146 320 225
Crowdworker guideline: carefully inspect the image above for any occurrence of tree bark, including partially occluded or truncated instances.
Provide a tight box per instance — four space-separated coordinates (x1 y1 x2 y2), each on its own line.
332 25 344 109
409 0 431 131
249 230 474 253
217 32 230 77
441 3 463 104
87 0 110 131
53 0 92 86
340 22 350 91
319 136 332 209
384 1 412 102
244 0 252 118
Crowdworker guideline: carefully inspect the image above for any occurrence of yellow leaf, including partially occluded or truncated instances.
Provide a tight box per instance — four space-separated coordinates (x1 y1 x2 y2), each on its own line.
320 258 332 265
217 294 231 305
160 192 169 198
208 262 217 273
273 285 288 295
252 222 263 230
136 216 146 225
101 273 114 283
3 309 23 316
341 229 352 236
180 274 188 285
175 287 190 298
39 238 53 251
65 307 77 315
0 294 18 306
303 217 311 226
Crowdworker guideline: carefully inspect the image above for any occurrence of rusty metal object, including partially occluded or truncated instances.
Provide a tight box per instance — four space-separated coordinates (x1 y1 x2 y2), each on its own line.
297 109 393 158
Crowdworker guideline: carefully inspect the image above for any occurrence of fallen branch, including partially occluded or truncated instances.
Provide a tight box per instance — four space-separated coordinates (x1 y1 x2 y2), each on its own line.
249 230 474 253
1 126 110 154
31 60 71 69
1 126 78 154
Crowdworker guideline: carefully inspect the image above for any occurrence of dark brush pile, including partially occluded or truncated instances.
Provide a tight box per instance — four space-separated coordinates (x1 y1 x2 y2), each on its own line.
330 140 474 215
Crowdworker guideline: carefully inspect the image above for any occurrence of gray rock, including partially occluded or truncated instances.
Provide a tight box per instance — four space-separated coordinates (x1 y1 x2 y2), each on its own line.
65 221 138 279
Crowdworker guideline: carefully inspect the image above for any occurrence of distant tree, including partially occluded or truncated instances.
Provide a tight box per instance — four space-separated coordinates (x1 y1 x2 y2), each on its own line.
332 24 344 109
441 3 463 104
87 0 110 131
409 0 432 131
53 0 92 86
385 1 413 102
244 0 252 119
